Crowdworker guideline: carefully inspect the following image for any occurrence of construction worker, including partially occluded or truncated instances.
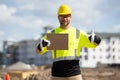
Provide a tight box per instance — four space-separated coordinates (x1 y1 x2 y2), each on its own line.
36 4 101 80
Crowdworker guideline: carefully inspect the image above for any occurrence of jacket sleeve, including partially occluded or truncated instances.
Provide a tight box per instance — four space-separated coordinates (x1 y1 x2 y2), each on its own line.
78 30 97 48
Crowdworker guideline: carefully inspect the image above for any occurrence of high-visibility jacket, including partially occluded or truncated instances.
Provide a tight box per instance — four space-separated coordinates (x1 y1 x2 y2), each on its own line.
39 26 97 62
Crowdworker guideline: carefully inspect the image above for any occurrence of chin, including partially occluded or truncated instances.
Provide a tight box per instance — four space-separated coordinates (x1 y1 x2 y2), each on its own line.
61 23 69 26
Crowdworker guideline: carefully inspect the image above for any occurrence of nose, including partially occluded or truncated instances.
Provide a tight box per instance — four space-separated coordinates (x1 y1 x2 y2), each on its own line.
63 17 67 20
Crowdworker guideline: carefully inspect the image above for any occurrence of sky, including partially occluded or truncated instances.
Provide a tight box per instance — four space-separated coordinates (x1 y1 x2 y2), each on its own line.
0 0 120 51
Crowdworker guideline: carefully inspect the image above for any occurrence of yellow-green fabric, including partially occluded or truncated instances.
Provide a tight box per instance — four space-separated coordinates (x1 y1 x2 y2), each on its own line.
39 26 97 60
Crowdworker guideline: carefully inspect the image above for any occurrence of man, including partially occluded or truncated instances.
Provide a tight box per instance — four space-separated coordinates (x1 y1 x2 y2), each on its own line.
36 4 101 80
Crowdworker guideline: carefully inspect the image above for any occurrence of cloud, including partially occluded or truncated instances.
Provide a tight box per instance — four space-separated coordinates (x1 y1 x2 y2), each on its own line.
0 4 47 29
0 4 16 21
71 0 103 26
101 0 120 11
15 0 104 27
11 15 46 29
1 0 119 28
7 33 27 41
17 0 57 18
0 0 119 36
19 3 35 10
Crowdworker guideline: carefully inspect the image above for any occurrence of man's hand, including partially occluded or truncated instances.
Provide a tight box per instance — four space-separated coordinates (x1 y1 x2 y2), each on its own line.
37 39 51 51
36 39 50 54
89 33 101 45
41 39 51 47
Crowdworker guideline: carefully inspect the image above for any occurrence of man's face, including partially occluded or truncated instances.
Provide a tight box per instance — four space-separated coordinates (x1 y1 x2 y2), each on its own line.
58 14 71 27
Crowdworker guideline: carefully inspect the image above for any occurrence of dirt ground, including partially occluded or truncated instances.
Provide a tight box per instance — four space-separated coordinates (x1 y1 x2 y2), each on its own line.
37 67 120 80
0 66 120 80
81 67 120 80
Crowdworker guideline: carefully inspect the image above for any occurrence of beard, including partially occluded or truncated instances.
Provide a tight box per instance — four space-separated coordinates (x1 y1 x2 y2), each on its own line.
60 21 70 26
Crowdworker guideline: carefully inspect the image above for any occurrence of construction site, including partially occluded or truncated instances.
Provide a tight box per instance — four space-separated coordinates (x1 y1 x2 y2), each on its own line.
0 27 120 80
0 30 120 80
0 61 120 80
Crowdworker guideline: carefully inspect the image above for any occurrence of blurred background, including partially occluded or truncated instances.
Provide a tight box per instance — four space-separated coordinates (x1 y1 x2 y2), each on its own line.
0 0 120 80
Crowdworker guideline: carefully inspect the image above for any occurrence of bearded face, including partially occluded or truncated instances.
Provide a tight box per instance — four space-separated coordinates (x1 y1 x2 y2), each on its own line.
58 14 71 27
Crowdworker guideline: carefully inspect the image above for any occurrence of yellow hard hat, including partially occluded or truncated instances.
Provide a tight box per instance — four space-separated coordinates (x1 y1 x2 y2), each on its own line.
57 4 72 15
